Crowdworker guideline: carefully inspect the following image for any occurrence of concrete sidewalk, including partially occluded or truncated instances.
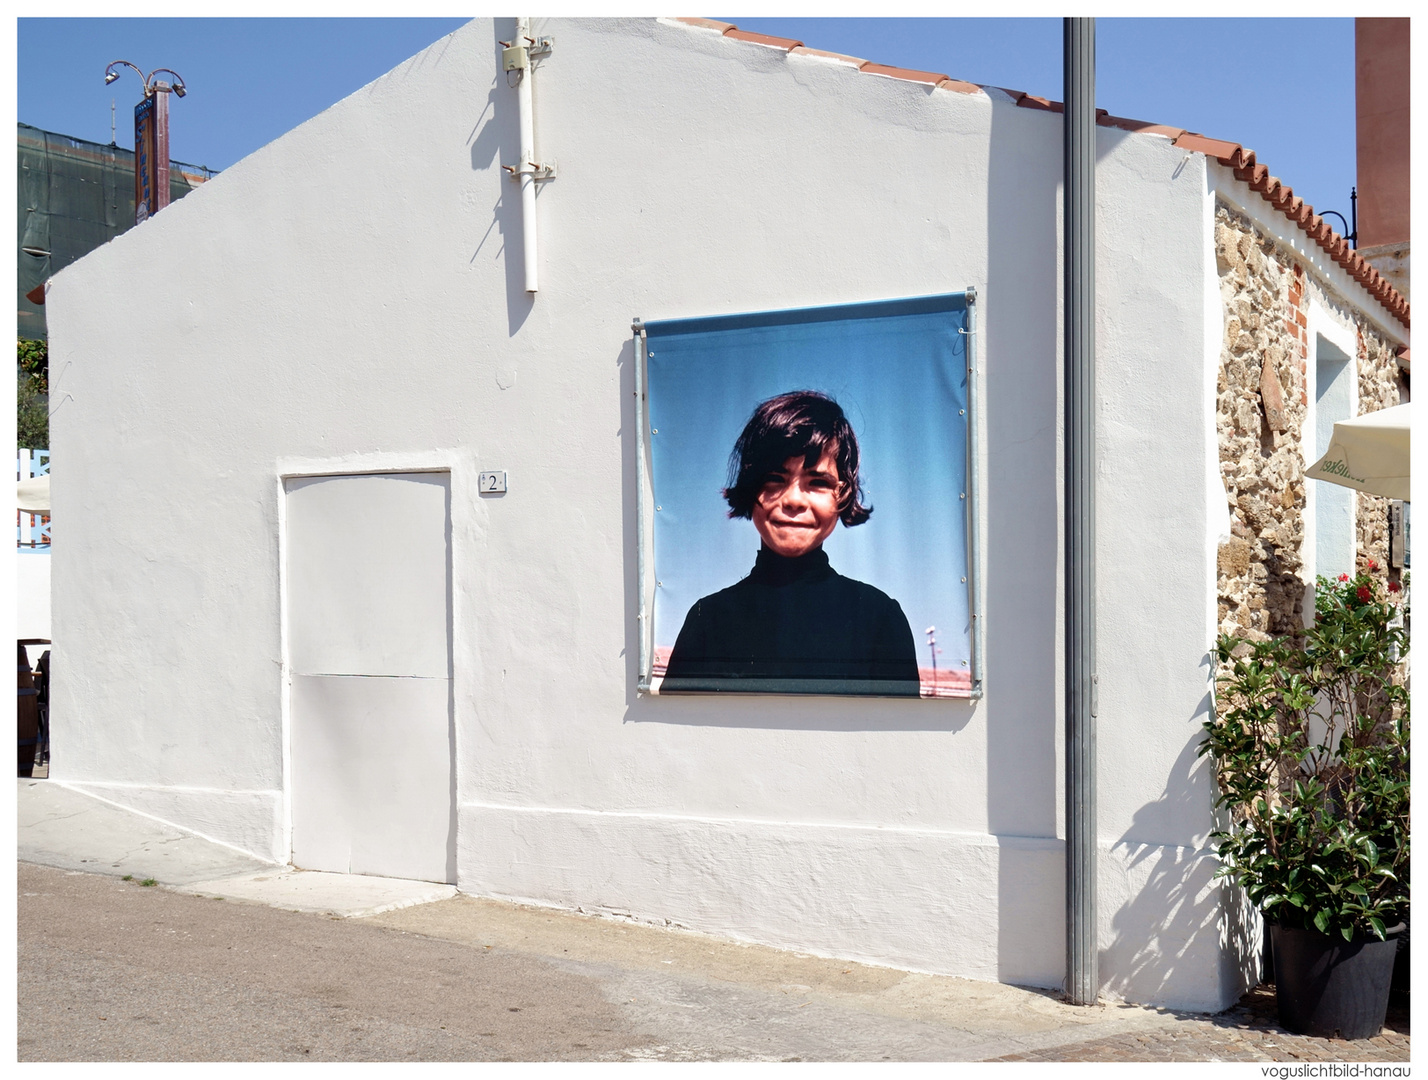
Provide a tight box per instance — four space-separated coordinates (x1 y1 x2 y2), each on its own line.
18 778 455 916
17 779 1410 1062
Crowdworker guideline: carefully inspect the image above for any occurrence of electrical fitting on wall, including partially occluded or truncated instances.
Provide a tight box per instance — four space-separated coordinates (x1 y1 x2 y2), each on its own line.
501 34 553 75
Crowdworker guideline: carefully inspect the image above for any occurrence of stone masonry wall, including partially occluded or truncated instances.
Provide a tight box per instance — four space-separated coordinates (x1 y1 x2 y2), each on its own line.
1214 202 1404 642
1215 204 1308 640
1355 325 1403 582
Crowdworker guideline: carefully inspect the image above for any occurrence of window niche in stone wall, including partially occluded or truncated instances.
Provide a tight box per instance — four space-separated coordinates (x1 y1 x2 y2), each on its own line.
1313 331 1356 582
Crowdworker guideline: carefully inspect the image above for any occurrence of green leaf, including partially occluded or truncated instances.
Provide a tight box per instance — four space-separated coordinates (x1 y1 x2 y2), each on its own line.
1313 909 1330 934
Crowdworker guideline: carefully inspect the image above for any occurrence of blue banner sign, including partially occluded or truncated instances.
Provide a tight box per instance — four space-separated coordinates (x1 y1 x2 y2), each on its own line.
642 293 975 698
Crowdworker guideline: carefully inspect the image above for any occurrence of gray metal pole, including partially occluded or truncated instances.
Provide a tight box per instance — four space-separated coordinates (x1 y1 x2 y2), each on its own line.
1063 15 1099 1007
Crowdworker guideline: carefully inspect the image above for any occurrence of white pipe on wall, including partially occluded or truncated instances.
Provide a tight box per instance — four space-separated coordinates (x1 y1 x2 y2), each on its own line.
516 16 538 293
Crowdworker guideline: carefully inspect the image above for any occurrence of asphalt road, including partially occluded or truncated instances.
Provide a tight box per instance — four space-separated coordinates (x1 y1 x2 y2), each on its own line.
19 862 647 1062
19 861 1180 1062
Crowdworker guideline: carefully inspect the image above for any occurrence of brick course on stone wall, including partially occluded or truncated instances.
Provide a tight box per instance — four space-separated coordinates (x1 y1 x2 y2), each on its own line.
1214 203 1404 642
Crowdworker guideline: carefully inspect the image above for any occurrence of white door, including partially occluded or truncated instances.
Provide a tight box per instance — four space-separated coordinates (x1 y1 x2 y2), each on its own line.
284 472 454 883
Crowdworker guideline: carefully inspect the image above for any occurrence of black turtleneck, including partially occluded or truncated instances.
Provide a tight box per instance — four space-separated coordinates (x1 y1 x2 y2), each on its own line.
660 546 921 697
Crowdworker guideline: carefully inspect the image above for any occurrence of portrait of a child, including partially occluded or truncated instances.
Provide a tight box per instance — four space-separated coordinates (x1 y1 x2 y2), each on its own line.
660 391 921 695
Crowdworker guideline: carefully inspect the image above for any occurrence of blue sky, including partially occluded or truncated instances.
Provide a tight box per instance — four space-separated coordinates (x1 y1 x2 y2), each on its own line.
17 17 1359 230
17 19 471 172
647 297 971 669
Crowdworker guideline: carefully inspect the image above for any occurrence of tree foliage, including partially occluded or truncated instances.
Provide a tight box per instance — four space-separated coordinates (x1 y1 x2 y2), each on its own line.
17 383 47 449
18 338 48 394
17 339 49 449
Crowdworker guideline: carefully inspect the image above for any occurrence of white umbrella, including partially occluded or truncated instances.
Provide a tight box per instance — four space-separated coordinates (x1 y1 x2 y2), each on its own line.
1306 403 1410 502
17 473 50 514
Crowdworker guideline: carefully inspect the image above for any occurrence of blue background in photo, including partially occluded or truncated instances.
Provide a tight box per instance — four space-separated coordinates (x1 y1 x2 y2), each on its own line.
645 293 972 674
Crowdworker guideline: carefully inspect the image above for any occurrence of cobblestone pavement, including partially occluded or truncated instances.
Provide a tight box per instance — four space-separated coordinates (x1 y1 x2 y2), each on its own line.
991 986 1409 1062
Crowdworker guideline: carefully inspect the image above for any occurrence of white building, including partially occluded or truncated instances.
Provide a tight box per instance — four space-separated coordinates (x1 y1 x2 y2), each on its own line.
43 18 1408 1011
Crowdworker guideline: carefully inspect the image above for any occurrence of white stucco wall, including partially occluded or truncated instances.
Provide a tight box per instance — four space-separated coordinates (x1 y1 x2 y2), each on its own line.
47 18 1246 1009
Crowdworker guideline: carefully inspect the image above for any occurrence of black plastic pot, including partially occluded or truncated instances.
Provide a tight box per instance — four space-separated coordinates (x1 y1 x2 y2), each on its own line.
1390 927 1410 1008
1271 922 1404 1039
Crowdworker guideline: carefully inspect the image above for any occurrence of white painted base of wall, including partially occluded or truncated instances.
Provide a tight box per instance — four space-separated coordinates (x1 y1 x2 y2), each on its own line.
53 780 285 864
16 551 51 641
458 803 1257 1012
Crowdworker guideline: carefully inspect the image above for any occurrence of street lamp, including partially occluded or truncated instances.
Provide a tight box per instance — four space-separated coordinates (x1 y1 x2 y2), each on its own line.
1318 188 1359 250
104 61 188 224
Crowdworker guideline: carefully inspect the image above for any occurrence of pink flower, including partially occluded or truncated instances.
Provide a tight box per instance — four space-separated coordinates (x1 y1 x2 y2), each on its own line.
1339 573 1350 582
1389 580 1402 593
1368 559 1378 570
1357 585 1372 602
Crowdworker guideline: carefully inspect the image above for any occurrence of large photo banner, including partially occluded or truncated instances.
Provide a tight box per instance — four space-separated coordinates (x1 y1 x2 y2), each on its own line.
642 293 975 698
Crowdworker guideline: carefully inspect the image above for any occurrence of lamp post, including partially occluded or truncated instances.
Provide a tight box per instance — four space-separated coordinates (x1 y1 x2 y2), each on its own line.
104 61 187 225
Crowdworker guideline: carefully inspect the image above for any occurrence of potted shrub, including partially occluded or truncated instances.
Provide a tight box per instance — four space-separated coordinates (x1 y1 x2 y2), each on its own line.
1202 567 1409 1039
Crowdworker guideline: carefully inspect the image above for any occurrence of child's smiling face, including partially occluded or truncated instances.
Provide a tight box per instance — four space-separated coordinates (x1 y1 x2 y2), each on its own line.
752 447 845 558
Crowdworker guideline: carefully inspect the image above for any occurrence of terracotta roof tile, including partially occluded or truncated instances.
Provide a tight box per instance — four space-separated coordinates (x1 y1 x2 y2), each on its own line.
859 62 951 85
1172 132 1243 161
674 17 735 32
789 46 866 66
684 19 1409 329
936 77 984 95
724 28 802 50
1235 162 1269 188
1015 92 1063 113
1099 114 1185 139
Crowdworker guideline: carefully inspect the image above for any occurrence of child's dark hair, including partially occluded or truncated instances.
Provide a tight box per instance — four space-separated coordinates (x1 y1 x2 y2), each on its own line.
722 390 872 527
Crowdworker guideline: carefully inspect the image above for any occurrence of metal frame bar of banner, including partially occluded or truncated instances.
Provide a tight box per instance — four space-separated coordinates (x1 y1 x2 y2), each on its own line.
632 319 655 693
964 286 984 698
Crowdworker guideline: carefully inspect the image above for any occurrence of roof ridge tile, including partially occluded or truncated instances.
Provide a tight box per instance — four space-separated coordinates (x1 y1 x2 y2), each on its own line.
788 45 866 66
858 61 951 85
673 17 735 33
724 28 803 50
937 77 984 95
1100 114 1186 139
1015 92 1063 113
1173 132 1242 161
